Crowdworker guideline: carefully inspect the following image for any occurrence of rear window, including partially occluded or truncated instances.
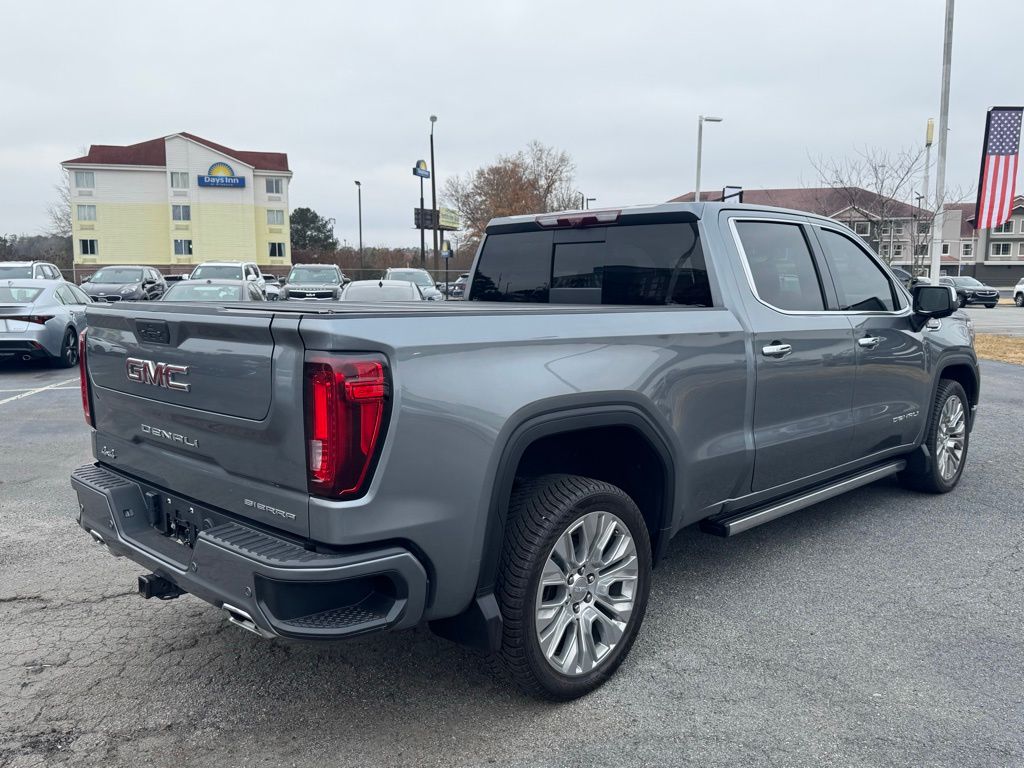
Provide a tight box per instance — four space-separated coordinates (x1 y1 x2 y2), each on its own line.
191 265 243 280
0 287 43 302
0 266 33 279
469 223 712 306
342 283 418 301
164 283 243 301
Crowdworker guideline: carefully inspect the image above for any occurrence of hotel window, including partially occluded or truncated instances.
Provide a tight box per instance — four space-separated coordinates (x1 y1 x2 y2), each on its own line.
171 171 189 189
172 204 191 221
992 220 1014 234
941 243 950 256
892 243 904 257
74 171 95 188
266 178 283 194
80 239 98 256
269 242 286 258
917 222 929 234
892 222 905 235
267 209 285 226
853 221 870 236
173 239 193 256
76 204 96 221
962 243 973 257
1019 243 1024 256
991 242 1011 257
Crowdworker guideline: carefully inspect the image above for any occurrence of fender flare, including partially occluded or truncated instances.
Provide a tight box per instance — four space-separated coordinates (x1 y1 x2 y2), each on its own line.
475 399 677 595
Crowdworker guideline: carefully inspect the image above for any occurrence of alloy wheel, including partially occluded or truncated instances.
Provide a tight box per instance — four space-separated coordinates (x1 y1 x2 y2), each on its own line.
934 395 966 481
535 510 638 676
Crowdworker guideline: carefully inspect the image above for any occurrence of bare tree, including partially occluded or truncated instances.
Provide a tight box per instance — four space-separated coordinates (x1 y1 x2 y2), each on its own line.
46 173 72 238
444 141 578 246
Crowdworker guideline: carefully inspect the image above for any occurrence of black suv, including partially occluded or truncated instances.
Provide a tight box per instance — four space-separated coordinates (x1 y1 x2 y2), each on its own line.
939 276 1000 308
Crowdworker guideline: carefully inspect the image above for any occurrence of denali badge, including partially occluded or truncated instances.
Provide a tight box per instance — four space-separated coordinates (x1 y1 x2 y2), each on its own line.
141 423 198 448
126 357 190 392
244 498 297 520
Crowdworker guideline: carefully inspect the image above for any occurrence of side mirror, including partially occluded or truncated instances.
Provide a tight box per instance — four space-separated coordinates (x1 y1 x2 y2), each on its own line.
81 276 91 283
913 284 956 320
342 277 351 285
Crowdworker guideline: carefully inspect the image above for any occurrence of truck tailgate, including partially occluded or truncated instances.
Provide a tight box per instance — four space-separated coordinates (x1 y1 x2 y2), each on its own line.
83 305 311 537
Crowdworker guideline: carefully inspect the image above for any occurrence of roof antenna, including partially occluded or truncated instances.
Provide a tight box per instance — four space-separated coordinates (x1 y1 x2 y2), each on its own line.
378 280 383 287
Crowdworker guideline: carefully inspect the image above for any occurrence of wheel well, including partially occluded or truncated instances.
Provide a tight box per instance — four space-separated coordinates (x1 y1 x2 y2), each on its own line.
939 363 977 407
513 425 668 557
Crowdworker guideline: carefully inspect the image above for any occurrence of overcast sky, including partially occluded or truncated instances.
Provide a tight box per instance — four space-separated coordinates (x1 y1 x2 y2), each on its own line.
0 0 1019 248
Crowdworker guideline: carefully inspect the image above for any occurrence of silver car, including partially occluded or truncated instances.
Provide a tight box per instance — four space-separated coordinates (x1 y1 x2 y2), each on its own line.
1014 277 1023 308
0 279 91 367
340 279 429 302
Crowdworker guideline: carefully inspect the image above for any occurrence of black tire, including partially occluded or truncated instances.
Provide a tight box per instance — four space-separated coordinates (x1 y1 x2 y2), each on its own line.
900 380 969 494
957 294 967 308
493 474 652 701
1015 293 1023 307
50 328 78 369
985 304 996 309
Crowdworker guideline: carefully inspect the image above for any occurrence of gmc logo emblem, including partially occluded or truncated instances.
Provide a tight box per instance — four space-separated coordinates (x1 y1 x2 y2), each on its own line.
125 357 191 392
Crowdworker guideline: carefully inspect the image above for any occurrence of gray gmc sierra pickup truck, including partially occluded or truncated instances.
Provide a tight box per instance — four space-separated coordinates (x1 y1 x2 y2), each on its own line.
71 202 979 699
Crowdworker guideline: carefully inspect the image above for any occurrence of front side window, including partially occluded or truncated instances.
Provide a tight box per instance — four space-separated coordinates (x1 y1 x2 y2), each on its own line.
172 204 191 221
80 239 98 256
269 242 286 258
173 239 193 256
74 171 94 188
266 178 283 194
735 221 824 312
817 228 898 312
68 284 92 303
77 204 96 221
267 209 285 226
170 171 189 189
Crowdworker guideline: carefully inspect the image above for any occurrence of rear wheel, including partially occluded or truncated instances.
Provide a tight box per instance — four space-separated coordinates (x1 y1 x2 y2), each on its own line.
985 304 997 309
50 328 78 369
900 380 969 493
493 474 652 700
1015 293 1023 307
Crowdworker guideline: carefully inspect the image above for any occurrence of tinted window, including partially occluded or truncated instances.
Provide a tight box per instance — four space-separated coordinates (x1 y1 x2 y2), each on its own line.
470 223 711 306
817 229 898 312
470 231 552 302
735 221 825 312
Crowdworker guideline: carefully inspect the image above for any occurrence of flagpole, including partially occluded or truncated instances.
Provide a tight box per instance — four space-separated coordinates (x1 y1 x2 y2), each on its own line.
929 0 955 283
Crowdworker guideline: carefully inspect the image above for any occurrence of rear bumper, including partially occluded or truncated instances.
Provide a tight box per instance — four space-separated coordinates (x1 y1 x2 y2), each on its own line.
70 463 428 640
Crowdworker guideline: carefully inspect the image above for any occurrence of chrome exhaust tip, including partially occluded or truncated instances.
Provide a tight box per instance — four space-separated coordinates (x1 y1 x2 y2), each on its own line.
87 528 106 546
21 354 32 361
223 603 273 638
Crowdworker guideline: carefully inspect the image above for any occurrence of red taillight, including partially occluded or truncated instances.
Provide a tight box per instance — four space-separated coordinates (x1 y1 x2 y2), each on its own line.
79 328 94 427
0 315 54 325
305 356 388 498
535 209 621 228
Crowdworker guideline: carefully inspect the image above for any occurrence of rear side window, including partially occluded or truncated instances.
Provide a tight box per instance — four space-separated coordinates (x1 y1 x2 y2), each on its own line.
816 228 899 312
470 223 712 306
735 221 825 312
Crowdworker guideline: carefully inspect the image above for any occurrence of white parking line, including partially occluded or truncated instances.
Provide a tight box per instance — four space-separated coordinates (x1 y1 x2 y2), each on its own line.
0 378 79 406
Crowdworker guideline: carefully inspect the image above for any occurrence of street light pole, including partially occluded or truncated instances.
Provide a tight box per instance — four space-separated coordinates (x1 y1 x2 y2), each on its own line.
929 0 954 282
586 197 596 210
419 175 426 266
694 115 723 202
429 115 438 277
354 181 363 272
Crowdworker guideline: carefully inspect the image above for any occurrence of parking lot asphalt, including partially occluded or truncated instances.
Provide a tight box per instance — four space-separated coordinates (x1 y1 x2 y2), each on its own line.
965 304 1024 337
1 358 1021 768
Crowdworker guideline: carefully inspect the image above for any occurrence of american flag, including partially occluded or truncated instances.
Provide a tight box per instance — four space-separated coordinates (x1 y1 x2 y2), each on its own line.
974 107 1022 230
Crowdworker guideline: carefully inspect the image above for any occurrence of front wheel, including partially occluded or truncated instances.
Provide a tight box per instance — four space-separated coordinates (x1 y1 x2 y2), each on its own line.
957 295 967 308
493 474 652 700
985 304 997 309
1015 293 1023 307
900 380 970 493
50 328 78 369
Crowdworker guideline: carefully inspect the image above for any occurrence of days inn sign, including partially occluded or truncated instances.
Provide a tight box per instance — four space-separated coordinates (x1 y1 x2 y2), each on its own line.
198 161 245 188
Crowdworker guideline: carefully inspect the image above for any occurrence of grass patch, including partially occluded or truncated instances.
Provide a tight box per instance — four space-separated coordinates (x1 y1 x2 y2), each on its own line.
974 334 1024 366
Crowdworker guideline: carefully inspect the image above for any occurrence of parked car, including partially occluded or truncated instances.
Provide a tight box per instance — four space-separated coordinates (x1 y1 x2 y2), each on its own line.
262 275 281 301
889 266 930 290
939 276 1000 308
382 267 442 300
281 264 347 301
340 279 427 302
0 279 90 366
1014 277 1023 307
448 273 470 299
73 202 978 700
189 261 267 296
0 261 63 280
80 265 166 302
161 279 265 302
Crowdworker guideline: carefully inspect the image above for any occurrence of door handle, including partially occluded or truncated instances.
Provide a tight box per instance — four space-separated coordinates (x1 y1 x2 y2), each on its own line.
761 342 793 358
858 336 882 349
